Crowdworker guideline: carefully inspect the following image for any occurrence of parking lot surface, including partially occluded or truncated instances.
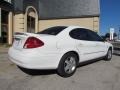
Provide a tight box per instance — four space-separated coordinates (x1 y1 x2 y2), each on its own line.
0 47 120 90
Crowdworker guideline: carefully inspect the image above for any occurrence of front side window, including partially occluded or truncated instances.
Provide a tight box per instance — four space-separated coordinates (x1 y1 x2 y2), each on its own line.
87 30 103 42
69 28 88 40
37 26 67 35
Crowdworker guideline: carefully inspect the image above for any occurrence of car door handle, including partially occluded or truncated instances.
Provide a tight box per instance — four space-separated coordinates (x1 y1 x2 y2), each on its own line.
79 43 83 46
96 44 99 46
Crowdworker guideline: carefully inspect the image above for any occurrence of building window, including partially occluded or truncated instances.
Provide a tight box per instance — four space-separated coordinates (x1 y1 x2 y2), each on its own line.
27 16 35 33
0 10 9 43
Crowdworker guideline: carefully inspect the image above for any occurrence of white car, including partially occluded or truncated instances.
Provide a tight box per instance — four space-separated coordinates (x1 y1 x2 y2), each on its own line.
8 26 113 77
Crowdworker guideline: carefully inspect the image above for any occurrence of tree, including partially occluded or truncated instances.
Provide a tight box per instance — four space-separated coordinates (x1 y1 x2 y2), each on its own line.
113 33 117 37
105 33 110 38
105 33 117 38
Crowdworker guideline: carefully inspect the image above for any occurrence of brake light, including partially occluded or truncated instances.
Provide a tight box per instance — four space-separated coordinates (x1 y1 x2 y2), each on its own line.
24 37 44 49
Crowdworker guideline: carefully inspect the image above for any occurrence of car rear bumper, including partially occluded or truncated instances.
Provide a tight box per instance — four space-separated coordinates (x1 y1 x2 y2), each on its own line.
8 47 60 69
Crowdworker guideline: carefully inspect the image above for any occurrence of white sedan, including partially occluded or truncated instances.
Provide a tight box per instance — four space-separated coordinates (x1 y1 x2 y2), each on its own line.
8 26 113 77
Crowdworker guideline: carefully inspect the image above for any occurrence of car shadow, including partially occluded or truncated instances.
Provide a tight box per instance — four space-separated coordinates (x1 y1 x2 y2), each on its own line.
77 58 102 68
17 58 105 76
18 66 57 76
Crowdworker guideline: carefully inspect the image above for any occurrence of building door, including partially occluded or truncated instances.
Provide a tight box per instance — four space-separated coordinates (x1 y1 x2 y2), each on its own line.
0 10 9 43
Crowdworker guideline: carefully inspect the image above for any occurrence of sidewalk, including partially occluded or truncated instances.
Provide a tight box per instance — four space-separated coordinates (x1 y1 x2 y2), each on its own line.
0 46 9 53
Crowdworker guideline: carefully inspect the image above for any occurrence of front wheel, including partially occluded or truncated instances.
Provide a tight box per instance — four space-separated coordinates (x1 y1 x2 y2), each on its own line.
57 52 78 77
104 48 112 61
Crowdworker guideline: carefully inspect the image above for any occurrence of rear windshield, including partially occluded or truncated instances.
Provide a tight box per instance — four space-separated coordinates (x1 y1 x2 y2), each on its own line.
37 26 67 35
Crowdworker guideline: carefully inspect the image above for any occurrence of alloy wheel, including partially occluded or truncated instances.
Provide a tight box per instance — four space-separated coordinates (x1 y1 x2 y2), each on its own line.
64 57 76 74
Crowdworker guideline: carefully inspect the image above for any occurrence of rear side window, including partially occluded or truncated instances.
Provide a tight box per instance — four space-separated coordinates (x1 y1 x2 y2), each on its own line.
37 26 67 35
69 28 88 40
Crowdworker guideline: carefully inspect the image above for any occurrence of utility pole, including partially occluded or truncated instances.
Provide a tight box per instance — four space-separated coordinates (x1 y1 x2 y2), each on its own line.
0 8 1 37
118 27 120 39
119 27 120 40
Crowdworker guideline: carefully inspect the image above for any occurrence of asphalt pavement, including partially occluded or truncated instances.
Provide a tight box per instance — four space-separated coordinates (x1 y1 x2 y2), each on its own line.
0 48 120 90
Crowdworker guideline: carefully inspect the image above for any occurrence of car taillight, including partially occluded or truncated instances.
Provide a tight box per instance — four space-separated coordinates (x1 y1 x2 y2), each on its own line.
24 37 44 49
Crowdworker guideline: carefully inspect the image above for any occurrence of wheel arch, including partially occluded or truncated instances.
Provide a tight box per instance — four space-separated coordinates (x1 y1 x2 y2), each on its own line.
109 46 113 52
66 51 79 62
58 50 80 67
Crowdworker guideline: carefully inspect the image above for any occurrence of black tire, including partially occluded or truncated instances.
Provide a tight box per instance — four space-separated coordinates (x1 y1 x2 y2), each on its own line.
104 48 112 61
57 52 78 77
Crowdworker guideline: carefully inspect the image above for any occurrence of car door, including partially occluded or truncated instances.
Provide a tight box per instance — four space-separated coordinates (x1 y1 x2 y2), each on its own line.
69 28 98 62
87 31 107 57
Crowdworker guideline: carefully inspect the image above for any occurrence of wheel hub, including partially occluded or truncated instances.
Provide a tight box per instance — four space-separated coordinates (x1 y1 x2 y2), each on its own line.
64 57 76 74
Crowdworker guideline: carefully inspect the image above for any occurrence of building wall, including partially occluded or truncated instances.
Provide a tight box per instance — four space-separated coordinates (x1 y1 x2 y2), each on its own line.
12 14 99 33
13 14 24 33
2 0 100 44
8 12 13 44
9 15 99 44
39 17 99 32
11 11 99 45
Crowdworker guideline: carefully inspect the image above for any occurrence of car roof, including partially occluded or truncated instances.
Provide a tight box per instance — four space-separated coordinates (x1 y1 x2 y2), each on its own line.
68 26 90 29
50 25 90 30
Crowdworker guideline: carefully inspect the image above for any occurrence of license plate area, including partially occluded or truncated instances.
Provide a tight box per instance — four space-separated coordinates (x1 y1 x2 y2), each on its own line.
14 38 21 45
13 38 22 49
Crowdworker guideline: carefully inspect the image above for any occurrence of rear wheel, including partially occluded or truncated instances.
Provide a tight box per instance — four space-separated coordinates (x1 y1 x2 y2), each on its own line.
57 52 78 77
104 48 112 61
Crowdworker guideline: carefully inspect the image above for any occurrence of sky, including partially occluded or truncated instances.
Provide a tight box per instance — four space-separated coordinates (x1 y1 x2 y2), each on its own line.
100 0 120 35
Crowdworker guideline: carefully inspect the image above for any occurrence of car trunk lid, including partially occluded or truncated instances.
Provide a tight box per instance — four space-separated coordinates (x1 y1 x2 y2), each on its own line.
12 32 56 50
13 32 29 50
